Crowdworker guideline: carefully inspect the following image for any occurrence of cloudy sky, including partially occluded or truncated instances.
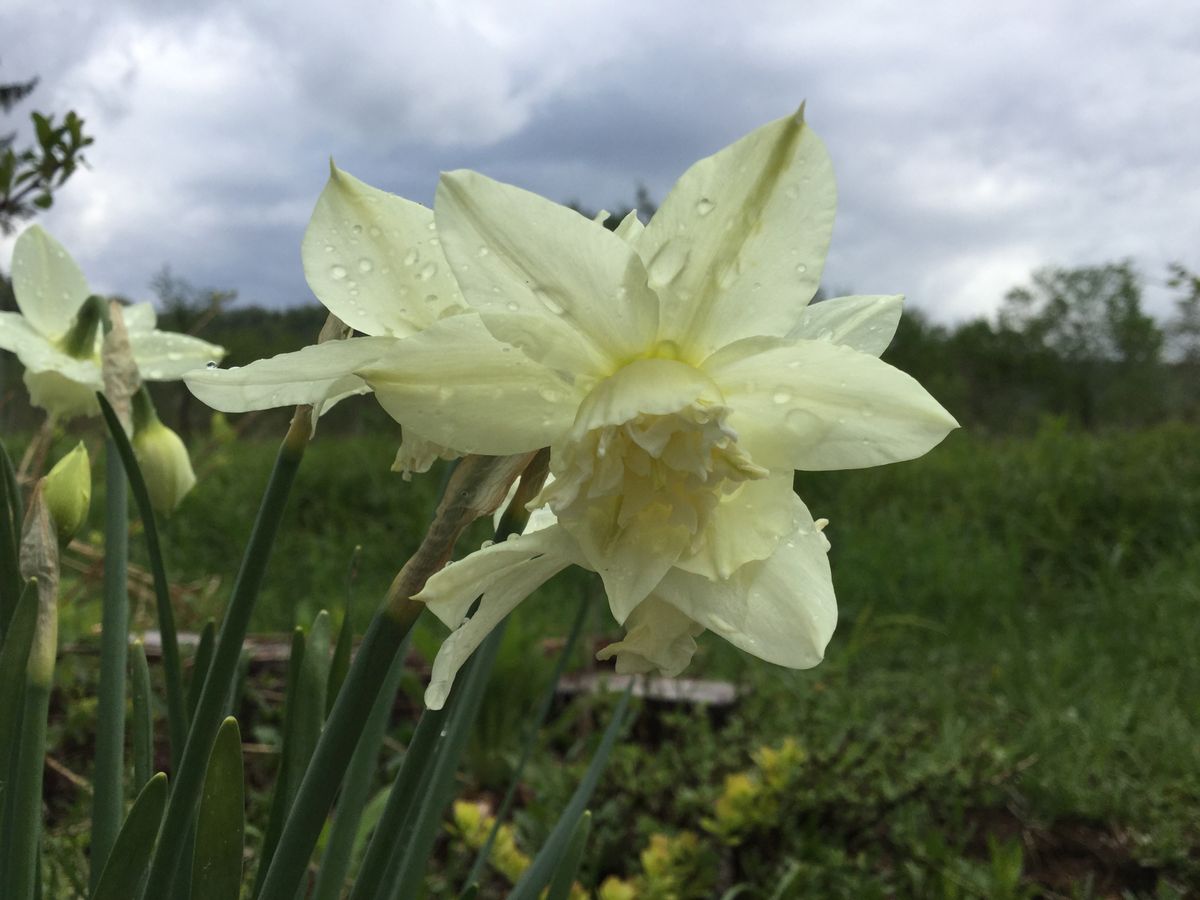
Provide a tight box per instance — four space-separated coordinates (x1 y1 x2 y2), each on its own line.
2 0 1197 323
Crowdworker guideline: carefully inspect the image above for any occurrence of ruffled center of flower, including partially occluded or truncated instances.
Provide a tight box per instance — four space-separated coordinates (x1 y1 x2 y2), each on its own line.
537 358 767 553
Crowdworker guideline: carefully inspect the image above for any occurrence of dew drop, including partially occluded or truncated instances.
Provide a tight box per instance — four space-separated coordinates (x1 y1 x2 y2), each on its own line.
772 388 792 405
477 245 490 257
403 249 420 267
205 360 218 369
796 263 808 275
695 198 715 216
534 288 564 315
506 301 520 312
357 258 374 274
647 240 690 287
351 224 363 235
417 262 437 281
324 244 334 253
330 264 348 281
424 293 439 304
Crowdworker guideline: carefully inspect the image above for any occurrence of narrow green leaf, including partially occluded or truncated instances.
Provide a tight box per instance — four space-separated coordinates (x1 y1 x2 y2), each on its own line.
192 718 244 900
311 632 413 900
372 621 510 900
0 581 38 896
326 546 361 715
131 640 154 792
188 620 216 719
252 627 306 896
288 610 331 795
544 811 591 900
142 413 310 899
90 441 129 894
98 394 188 768
91 773 168 900
508 688 632 900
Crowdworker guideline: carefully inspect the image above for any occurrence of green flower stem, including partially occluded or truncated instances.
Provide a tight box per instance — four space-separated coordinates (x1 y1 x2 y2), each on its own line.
257 453 540 900
98 394 188 769
0 439 21 638
89 439 130 894
140 407 313 900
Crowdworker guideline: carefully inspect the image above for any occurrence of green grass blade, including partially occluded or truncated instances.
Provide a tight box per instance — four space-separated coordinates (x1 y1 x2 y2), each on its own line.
188 620 216 719
192 718 245 900
0 438 21 637
373 622 509 900
508 687 632 900
311 632 413 900
0 580 37 893
288 610 331 795
90 772 168 900
98 394 188 768
89 440 130 894
141 412 310 899
131 639 155 792
465 590 589 886
544 810 591 900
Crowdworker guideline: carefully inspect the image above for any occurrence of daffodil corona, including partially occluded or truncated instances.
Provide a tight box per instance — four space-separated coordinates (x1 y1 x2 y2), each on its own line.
353 108 959 708
0 226 225 420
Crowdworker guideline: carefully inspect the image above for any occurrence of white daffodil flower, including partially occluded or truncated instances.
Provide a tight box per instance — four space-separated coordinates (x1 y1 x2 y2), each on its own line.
359 108 959 709
0 226 225 420
183 163 476 473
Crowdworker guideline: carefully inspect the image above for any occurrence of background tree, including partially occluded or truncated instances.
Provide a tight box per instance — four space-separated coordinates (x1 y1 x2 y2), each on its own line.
0 58 95 236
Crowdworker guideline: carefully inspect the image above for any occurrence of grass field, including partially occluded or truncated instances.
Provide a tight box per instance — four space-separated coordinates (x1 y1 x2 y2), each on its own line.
34 419 1200 897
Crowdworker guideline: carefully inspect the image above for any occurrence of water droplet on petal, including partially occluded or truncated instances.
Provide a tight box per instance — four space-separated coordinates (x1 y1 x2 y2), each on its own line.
534 288 564 315
330 265 348 280
506 301 520 312
772 388 792 405
205 360 217 369
647 240 690 287
351 224 363 235
796 263 808 275
358 258 374 273
418 262 437 281
424 293 439 304
695 198 715 216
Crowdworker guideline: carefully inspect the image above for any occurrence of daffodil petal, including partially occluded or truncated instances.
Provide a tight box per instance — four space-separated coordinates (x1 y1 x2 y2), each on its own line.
434 170 660 376
418 527 578 709
24 369 101 420
11 225 90 340
637 109 836 356
122 302 158 334
655 496 836 668
185 336 397 413
391 431 457 479
0 312 101 386
563 495 692 624
612 210 644 243
129 331 227 381
703 336 959 471
674 473 796 581
359 315 581 455
788 294 903 357
595 595 703 676
303 164 467 337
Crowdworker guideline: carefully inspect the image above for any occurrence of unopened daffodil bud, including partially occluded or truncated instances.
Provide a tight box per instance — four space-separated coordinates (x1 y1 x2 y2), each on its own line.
132 389 196 515
42 441 91 544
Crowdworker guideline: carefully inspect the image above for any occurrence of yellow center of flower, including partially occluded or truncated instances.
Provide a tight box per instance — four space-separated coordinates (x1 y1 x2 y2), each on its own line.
539 358 767 550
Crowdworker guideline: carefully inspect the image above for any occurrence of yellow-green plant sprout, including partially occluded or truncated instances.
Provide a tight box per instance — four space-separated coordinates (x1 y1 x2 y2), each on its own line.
0 225 225 420
355 108 959 708
183 163 478 474
41 441 90 544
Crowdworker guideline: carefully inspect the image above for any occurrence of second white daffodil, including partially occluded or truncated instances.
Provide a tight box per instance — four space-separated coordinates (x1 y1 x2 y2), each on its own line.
353 108 959 708
0 226 225 420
